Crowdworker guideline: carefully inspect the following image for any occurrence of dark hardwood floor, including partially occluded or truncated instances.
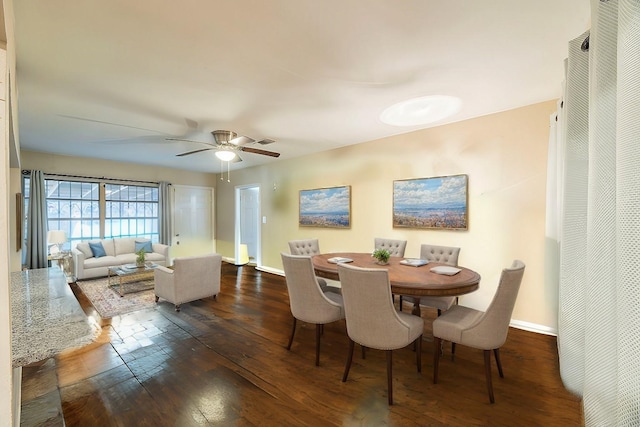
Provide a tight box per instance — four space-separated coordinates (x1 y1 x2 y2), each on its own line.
20 263 583 426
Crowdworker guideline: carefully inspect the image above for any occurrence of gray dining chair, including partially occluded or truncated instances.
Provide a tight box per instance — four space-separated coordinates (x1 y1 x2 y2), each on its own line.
400 244 461 314
288 238 341 293
281 252 345 366
433 260 525 403
374 237 407 257
338 263 423 405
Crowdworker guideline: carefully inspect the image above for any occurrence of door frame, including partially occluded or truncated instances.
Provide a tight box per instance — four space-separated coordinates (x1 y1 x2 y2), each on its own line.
235 184 261 267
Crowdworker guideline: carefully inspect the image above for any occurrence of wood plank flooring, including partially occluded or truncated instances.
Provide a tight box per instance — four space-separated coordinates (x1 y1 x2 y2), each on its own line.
20 263 584 426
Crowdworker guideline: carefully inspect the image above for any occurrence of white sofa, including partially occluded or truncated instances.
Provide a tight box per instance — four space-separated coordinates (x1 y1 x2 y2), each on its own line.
72 237 169 280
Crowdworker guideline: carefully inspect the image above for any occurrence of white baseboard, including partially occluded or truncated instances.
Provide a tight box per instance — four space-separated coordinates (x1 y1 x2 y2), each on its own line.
510 319 557 336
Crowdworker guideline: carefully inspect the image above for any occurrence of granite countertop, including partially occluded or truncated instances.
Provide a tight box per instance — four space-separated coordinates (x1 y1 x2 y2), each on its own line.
11 268 98 367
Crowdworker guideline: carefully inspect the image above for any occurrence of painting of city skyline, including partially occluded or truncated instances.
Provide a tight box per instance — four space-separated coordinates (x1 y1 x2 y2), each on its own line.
299 186 351 228
393 174 468 230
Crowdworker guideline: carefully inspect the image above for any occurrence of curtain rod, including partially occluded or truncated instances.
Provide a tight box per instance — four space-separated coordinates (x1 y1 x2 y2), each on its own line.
21 170 161 186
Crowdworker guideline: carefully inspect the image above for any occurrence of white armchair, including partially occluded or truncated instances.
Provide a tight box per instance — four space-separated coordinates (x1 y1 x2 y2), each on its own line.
154 253 222 311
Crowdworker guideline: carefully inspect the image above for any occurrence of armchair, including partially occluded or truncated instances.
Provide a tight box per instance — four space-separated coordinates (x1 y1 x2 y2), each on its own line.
154 253 222 311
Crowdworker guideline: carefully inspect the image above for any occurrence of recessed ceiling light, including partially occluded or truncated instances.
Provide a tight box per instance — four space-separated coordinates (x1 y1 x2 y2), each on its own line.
380 95 462 127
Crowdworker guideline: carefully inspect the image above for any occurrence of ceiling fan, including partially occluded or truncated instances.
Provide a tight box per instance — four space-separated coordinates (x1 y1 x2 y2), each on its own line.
167 130 280 161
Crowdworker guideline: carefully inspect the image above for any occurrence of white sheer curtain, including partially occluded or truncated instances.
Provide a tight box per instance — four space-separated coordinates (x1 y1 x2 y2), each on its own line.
551 1 640 425
158 181 172 246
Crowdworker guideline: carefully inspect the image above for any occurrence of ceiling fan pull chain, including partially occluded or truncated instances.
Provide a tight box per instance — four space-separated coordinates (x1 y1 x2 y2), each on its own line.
227 160 231 183
220 158 224 181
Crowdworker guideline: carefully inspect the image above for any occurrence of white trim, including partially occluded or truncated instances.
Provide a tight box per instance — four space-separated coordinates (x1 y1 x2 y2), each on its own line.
256 266 284 276
509 319 557 336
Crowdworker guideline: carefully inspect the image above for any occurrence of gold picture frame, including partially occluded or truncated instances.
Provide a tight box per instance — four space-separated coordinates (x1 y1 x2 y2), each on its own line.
299 186 351 228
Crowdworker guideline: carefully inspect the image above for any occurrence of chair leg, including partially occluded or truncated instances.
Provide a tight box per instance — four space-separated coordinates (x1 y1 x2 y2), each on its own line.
175 304 180 312
433 337 441 384
399 295 403 311
361 345 366 359
315 324 322 366
386 350 394 405
416 335 422 373
155 295 159 303
451 342 456 361
342 339 355 382
286 317 297 350
494 348 504 378
484 350 495 404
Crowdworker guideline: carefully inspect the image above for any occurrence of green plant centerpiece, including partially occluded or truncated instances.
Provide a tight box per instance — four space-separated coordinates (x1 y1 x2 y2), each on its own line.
136 248 146 268
372 248 391 265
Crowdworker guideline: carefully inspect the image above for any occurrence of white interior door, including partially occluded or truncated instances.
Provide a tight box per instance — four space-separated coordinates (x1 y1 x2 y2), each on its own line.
172 185 215 259
236 185 260 265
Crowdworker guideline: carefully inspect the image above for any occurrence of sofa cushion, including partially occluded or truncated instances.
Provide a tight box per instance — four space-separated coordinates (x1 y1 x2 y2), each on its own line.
76 242 93 258
100 239 116 256
113 238 134 256
89 241 107 258
84 255 118 269
135 240 153 253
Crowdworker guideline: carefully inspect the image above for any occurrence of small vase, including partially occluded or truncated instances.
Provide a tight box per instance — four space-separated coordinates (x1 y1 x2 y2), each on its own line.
375 259 389 266
136 260 145 268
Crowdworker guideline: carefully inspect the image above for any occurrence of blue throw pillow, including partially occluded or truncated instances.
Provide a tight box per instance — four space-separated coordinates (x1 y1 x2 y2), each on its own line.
135 240 153 253
88 241 107 258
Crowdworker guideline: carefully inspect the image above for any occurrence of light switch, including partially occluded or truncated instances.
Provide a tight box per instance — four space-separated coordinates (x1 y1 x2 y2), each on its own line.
262 216 267 224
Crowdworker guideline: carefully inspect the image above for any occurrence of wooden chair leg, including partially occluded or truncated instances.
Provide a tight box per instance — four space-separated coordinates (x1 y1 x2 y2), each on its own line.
342 339 355 382
494 348 504 377
315 324 322 366
386 350 394 405
361 345 366 359
286 317 297 350
416 335 422 373
433 337 441 384
451 342 456 361
175 304 180 312
399 295 403 311
155 295 159 303
484 349 495 404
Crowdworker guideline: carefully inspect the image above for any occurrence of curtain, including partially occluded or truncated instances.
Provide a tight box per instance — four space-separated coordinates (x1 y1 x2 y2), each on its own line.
25 170 48 269
159 181 172 246
553 1 640 425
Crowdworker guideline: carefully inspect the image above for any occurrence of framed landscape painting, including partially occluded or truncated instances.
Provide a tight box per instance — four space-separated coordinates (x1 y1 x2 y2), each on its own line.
299 186 351 228
393 174 468 230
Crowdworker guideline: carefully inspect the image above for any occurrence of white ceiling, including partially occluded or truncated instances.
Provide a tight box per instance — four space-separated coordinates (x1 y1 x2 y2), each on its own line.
13 1 590 174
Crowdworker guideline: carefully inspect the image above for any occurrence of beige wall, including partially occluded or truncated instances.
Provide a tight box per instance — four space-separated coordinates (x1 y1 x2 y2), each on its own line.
216 100 557 332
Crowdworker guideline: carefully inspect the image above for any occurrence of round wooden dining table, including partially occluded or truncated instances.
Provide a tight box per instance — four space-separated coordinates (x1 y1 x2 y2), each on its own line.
312 253 481 316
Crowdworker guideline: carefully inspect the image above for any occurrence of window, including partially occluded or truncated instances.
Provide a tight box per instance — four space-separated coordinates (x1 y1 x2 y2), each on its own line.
105 184 159 241
23 174 159 251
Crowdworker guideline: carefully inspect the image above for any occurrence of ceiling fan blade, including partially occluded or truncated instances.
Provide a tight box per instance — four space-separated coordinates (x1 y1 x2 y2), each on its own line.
229 135 255 145
166 137 212 146
176 147 214 157
240 146 281 157
59 114 165 134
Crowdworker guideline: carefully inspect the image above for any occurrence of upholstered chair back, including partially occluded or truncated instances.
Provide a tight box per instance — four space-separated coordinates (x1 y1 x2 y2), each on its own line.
435 260 525 350
374 238 407 257
338 263 421 350
288 239 322 256
281 253 343 324
420 244 460 266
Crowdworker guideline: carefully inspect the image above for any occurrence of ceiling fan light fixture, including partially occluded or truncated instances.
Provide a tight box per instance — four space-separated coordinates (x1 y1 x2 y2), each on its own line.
215 150 236 161
380 95 462 127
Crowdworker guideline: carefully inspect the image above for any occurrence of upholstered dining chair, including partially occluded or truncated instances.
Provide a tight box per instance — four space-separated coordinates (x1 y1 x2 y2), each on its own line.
288 238 340 293
337 263 423 405
154 253 222 312
281 252 345 366
373 237 407 257
400 244 461 314
432 260 525 403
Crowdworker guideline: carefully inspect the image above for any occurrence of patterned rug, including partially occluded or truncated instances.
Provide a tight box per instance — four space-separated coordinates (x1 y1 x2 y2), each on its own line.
76 276 156 318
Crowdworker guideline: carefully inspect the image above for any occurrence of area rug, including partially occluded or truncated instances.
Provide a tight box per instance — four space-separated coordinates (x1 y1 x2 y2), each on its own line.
76 277 156 318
